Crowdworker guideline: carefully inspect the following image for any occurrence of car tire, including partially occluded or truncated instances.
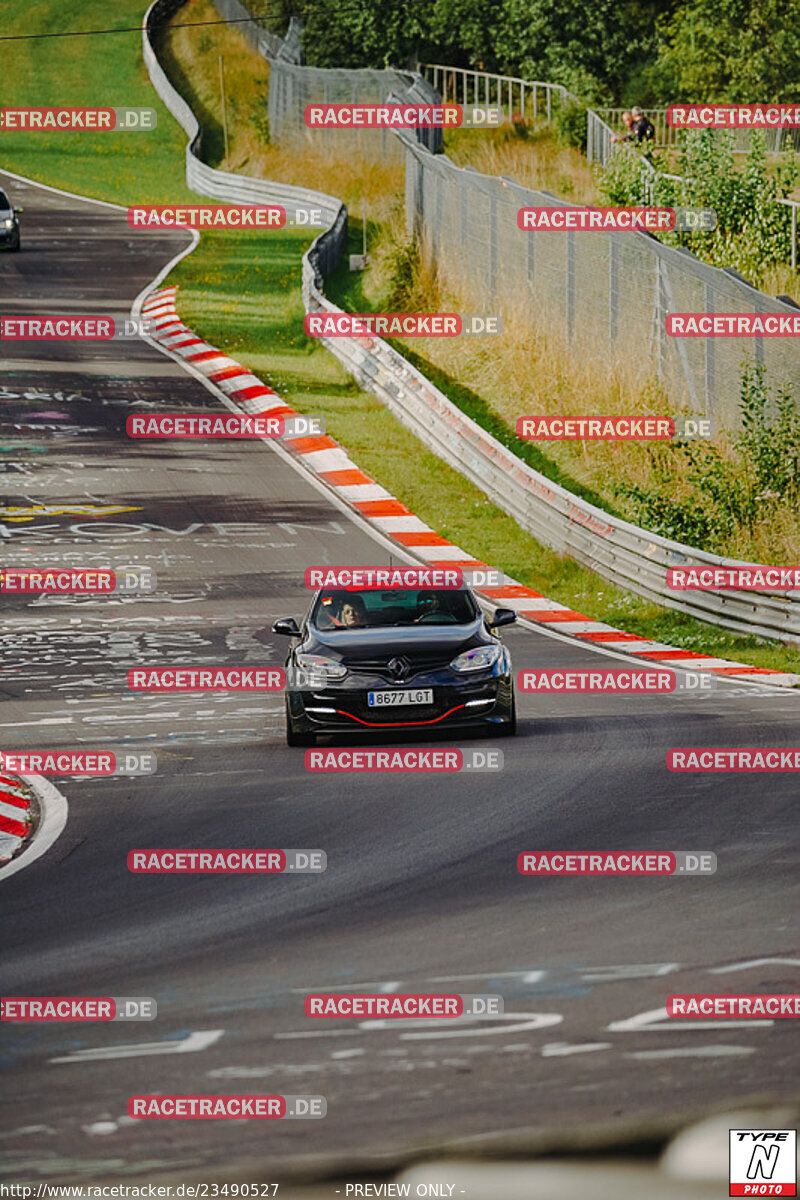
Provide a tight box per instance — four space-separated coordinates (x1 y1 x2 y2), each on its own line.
286 700 315 747
497 692 517 736
10 238 20 252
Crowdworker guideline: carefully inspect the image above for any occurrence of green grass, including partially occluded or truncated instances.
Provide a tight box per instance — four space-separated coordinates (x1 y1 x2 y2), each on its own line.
4 0 799 676
1 0 192 204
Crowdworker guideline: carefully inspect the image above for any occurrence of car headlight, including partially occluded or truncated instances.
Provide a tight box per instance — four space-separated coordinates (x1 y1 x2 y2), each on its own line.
2 219 13 230
295 652 347 684
450 644 503 672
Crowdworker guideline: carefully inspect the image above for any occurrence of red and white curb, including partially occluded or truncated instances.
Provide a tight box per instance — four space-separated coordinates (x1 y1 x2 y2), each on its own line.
141 286 798 688
0 774 34 864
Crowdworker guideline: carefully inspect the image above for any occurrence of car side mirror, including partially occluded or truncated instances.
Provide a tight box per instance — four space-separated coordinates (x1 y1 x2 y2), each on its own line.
488 607 516 630
272 617 301 637
13 208 23 215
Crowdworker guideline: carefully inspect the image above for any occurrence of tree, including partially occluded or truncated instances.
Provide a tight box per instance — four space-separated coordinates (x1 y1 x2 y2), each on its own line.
651 0 800 102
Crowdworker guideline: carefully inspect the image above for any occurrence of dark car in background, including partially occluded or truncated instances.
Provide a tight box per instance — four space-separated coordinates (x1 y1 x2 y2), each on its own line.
274 585 517 746
0 189 22 251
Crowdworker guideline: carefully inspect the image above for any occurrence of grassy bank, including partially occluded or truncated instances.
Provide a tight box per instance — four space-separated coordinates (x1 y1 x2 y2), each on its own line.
1 1 191 203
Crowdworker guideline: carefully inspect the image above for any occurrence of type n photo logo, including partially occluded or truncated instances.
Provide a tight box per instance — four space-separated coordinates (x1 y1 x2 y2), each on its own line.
729 1129 797 1196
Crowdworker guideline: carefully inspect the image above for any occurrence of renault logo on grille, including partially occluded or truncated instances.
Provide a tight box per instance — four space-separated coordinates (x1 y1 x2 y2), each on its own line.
388 656 409 680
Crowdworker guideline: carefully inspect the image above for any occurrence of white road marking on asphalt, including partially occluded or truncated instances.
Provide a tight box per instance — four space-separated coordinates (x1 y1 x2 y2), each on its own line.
626 1046 755 1059
607 1006 772 1032
431 971 546 985
541 1042 612 1056
50 1029 224 1063
580 963 680 981
0 718 73 728
708 958 800 973
364 1013 564 1040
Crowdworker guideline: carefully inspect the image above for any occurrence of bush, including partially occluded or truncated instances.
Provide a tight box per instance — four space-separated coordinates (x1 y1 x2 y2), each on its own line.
554 100 587 152
616 363 800 552
598 128 799 281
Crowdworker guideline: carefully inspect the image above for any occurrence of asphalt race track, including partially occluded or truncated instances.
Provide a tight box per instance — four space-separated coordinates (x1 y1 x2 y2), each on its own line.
1 171 799 1182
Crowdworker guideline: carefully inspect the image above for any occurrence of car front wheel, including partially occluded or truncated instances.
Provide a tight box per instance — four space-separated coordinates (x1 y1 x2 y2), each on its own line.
497 692 517 736
285 699 315 747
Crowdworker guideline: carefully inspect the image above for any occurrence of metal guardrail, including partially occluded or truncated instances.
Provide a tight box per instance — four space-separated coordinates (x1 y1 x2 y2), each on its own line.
143 1 800 646
143 0 341 226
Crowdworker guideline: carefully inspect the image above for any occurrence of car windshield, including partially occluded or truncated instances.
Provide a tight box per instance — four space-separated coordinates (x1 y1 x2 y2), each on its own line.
0 191 10 209
311 588 479 630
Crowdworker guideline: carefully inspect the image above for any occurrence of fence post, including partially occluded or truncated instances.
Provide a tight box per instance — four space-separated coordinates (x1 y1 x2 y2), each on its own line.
565 230 575 343
703 281 715 417
608 235 618 344
489 190 498 306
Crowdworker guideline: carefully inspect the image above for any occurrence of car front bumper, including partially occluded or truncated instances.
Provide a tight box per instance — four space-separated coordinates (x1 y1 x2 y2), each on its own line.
286 674 514 734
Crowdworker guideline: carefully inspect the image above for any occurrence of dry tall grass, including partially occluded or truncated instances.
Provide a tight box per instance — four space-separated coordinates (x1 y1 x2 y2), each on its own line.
446 124 601 204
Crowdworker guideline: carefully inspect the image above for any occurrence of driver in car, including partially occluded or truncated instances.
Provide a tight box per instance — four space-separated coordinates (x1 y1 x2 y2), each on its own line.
339 596 367 627
414 590 450 622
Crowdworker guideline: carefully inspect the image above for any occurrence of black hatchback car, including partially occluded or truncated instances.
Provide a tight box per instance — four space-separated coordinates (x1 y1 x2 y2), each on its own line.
0 189 22 251
274 585 517 745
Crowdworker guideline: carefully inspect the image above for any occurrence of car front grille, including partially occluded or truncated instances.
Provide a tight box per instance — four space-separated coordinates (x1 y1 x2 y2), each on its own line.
345 652 455 681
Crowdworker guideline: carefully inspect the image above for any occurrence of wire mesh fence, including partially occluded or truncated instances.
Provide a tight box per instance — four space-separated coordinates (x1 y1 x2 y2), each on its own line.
211 0 302 61
402 134 800 431
267 60 443 158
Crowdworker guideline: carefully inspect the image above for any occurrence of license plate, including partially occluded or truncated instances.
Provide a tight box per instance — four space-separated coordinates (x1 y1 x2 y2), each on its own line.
367 689 434 708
